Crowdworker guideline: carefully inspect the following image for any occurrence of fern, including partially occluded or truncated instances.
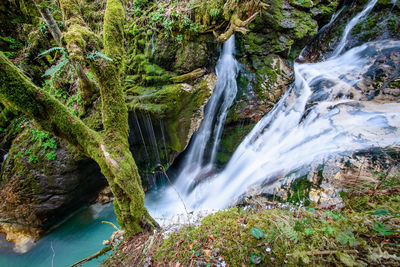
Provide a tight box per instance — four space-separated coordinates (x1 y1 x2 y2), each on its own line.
42 58 69 77
336 231 359 247
86 51 113 61
278 222 299 243
284 226 299 243
38 47 65 57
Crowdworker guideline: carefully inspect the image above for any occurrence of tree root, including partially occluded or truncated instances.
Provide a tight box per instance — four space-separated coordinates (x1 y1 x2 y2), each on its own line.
70 246 112 267
213 12 259 42
286 250 358 257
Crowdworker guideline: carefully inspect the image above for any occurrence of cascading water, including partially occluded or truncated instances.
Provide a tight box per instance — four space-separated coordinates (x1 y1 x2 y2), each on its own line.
146 35 239 218
146 0 400 218
173 35 239 190
193 40 400 208
331 0 378 57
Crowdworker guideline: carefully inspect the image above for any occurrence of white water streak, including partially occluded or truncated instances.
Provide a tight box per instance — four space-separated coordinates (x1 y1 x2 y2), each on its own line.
332 0 378 57
146 3 400 218
173 35 239 192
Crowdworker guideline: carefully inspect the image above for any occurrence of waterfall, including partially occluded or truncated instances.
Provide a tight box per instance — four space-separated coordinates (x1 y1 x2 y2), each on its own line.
331 0 378 57
146 35 239 217
172 35 239 192
143 112 161 165
192 40 400 209
145 2 400 218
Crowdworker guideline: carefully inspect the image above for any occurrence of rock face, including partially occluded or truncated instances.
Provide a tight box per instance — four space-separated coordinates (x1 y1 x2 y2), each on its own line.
216 0 341 167
238 0 339 100
234 0 400 208
126 74 217 189
0 127 106 251
236 147 400 209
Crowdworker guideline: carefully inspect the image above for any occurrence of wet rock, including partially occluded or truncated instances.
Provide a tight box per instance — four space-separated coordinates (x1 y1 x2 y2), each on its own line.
126 74 217 189
0 223 36 254
0 128 106 244
97 186 114 204
174 42 209 74
235 147 400 208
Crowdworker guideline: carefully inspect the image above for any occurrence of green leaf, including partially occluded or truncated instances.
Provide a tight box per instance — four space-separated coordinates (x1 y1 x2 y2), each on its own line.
250 254 262 264
308 208 315 212
45 151 56 161
373 222 395 236
28 154 38 164
322 226 334 235
325 211 341 220
250 227 264 239
38 46 65 57
86 51 113 61
336 231 359 247
42 58 69 77
305 228 314 235
371 209 390 216
194 251 200 257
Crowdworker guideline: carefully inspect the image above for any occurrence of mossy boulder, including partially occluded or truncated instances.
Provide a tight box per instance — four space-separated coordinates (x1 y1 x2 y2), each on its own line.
153 36 179 71
0 127 106 241
230 0 337 127
125 74 217 189
174 42 209 74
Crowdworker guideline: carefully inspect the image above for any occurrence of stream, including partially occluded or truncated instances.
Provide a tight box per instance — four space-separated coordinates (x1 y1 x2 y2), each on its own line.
0 203 117 267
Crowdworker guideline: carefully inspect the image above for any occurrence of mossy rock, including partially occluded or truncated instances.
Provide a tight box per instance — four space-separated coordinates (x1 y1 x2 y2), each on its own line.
216 122 256 167
174 42 209 74
125 74 217 189
153 36 179 71
0 127 106 236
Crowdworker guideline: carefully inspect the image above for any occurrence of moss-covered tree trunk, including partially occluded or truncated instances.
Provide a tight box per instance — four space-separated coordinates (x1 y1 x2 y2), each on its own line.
0 0 157 235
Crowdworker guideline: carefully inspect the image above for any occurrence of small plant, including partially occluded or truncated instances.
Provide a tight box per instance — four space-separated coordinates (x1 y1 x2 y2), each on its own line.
322 226 335 235
304 228 314 235
86 51 113 61
209 8 220 18
176 34 183 42
45 151 57 161
39 47 70 77
150 11 163 23
336 231 359 247
27 129 58 162
250 227 264 239
29 154 38 164
325 211 342 220
162 19 173 31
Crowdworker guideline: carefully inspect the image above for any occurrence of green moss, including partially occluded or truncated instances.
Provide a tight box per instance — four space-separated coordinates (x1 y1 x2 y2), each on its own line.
153 196 399 266
290 0 314 9
286 176 313 206
216 123 256 166
143 172 399 266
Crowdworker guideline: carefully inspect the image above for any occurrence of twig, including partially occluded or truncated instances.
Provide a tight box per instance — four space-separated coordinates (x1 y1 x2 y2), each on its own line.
101 220 120 231
286 250 358 257
69 246 112 267
51 241 55 267
156 164 191 227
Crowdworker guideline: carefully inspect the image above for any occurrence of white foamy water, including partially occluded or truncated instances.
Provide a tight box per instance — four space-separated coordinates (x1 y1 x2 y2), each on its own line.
172 35 239 194
146 1 400 219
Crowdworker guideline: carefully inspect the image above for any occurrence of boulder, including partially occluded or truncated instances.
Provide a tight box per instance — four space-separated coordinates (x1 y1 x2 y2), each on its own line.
0 127 106 252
